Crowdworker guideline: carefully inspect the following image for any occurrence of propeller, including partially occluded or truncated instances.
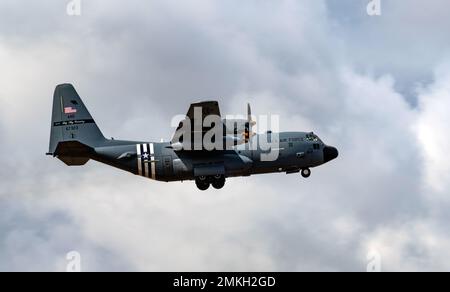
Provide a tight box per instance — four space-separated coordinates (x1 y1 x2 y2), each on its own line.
244 103 256 142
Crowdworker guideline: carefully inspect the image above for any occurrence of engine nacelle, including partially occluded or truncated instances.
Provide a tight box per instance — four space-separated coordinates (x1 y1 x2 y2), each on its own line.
223 119 248 134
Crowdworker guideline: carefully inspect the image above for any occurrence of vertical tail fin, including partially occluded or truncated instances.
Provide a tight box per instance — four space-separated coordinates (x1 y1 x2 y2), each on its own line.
48 84 106 165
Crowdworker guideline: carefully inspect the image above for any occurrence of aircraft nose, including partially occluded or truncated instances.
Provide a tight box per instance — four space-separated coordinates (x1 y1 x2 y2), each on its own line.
323 146 339 163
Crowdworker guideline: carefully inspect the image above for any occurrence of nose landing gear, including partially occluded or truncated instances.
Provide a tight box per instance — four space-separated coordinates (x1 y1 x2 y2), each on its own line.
195 175 226 191
301 168 311 178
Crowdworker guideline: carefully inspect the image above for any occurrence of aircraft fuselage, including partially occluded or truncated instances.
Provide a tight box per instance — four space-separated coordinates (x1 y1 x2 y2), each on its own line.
92 131 338 184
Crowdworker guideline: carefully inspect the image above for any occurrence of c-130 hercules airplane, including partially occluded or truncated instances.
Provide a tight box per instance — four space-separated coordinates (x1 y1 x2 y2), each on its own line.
47 84 338 190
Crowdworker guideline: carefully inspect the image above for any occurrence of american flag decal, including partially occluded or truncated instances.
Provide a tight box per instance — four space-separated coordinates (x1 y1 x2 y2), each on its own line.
64 107 77 114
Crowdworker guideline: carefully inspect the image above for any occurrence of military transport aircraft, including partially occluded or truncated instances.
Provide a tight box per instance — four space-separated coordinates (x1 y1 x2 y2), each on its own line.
47 84 338 190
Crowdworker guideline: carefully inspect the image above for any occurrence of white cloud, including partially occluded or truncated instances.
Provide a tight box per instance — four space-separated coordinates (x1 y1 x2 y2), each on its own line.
416 62 450 196
362 219 450 271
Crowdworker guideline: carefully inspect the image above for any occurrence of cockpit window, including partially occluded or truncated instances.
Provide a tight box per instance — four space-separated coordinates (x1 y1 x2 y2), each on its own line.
305 133 319 142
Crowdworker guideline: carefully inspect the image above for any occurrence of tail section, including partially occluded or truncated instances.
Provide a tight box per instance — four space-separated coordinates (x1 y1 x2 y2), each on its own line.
48 84 106 165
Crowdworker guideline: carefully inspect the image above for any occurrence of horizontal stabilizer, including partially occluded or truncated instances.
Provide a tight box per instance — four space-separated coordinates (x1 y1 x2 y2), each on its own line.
54 141 93 166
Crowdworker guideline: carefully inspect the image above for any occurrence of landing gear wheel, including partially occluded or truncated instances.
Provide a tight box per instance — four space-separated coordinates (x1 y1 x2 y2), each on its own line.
195 177 210 191
301 168 311 178
212 175 226 190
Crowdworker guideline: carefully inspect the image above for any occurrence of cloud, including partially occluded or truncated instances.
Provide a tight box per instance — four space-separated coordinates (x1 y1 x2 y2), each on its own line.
0 193 134 271
326 0 450 104
1 0 450 271
362 218 450 271
416 62 450 196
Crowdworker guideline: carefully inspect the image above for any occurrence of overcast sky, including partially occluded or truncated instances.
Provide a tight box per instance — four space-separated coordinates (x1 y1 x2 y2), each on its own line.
1 0 450 271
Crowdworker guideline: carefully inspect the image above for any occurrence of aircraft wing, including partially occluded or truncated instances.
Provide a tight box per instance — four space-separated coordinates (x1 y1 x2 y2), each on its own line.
185 100 221 131
170 101 224 150
188 101 221 119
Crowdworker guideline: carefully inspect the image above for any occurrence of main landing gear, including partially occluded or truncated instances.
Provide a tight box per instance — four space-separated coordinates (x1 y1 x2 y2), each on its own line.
195 175 226 191
301 168 311 178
